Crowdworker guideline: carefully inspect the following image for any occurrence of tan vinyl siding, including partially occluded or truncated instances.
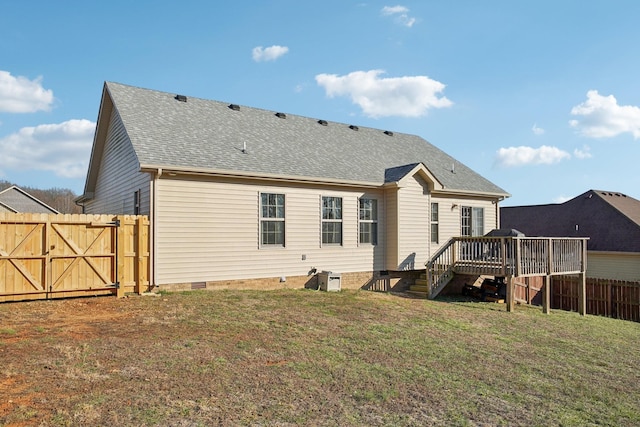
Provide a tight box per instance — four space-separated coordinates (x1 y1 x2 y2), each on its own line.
155 176 385 285
587 252 640 281
84 110 150 215
430 196 497 254
384 187 399 271
383 181 501 270
396 174 430 269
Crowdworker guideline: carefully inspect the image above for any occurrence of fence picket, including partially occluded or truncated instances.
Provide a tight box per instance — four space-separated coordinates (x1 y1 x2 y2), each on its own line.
0 213 150 302
552 276 640 322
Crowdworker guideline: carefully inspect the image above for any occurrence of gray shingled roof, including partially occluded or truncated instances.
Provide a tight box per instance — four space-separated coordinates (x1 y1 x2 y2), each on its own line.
501 190 640 252
0 186 59 214
105 82 508 195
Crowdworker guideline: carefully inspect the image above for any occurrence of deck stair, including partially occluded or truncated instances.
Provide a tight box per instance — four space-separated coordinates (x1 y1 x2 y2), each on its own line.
408 269 456 298
407 272 430 298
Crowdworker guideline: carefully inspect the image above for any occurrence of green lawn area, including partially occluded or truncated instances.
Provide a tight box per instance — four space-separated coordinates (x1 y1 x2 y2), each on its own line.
1 289 639 426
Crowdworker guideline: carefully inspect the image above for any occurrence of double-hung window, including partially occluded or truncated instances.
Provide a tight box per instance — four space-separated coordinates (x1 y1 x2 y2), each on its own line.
430 202 439 243
359 198 378 245
322 196 342 245
461 206 484 236
260 193 285 246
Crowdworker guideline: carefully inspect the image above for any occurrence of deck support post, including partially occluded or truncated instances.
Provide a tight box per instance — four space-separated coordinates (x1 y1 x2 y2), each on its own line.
506 275 515 312
578 239 588 316
543 275 551 314
578 272 587 316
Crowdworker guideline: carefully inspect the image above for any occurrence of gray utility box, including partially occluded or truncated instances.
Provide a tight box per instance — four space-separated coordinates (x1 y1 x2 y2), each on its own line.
318 272 341 292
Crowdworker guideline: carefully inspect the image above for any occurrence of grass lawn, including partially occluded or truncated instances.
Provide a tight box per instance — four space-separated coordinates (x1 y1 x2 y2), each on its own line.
1 289 639 426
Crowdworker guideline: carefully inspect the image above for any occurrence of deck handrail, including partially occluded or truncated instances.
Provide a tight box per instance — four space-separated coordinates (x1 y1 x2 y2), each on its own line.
425 238 457 296
425 236 588 294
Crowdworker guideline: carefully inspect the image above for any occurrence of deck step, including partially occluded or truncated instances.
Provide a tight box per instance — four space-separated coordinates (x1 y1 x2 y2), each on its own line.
409 284 430 293
414 278 428 286
406 290 429 299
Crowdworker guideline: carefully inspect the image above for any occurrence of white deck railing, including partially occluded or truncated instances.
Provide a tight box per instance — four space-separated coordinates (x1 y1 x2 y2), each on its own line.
426 236 588 298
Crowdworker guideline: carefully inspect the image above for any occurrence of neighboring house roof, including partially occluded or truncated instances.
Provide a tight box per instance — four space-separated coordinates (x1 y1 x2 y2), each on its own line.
500 190 640 252
82 81 509 198
0 186 60 214
0 201 16 212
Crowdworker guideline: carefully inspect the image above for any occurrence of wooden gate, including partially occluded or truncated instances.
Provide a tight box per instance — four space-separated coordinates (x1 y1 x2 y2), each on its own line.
0 213 149 302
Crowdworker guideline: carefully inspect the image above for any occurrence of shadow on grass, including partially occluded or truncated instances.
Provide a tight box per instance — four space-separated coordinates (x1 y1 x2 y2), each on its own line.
392 291 513 313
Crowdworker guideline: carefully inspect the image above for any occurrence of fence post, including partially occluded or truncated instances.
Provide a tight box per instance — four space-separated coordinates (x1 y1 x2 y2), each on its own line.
116 216 126 298
135 216 146 294
606 281 612 318
44 216 52 299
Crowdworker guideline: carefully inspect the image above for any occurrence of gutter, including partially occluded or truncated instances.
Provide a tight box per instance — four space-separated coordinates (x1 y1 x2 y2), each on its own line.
140 164 381 189
141 164 511 198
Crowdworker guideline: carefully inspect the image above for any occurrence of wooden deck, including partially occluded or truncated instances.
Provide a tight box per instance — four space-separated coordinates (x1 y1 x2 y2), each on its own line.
426 236 589 314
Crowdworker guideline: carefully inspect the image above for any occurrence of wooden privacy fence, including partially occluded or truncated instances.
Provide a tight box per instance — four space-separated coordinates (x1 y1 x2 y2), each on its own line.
0 213 150 302
514 275 640 322
552 276 640 322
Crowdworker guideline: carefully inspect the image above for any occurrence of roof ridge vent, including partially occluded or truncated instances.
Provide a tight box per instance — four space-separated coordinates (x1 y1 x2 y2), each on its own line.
228 104 240 111
318 119 328 126
349 125 359 131
384 130 393 136
174 94 187 102
275 112 286 119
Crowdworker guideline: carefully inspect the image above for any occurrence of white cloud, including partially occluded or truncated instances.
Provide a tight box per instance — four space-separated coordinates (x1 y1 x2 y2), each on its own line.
494 145 571 168
532 123 545 135
569 90 640 139
0 70 54 113
573 145 592 159
382 5 409 15
0 119 95 178
252 45 289 62
381 5 416 27
315 69 452 118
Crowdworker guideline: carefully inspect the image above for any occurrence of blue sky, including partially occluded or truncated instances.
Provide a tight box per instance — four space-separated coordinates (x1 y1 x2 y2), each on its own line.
1 1 639 206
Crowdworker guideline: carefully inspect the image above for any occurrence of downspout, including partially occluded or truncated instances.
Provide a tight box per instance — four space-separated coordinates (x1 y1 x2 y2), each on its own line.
151 168 162 288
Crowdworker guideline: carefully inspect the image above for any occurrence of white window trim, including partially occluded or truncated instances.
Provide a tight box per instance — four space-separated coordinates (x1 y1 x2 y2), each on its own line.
259 192 286 248
358 197 378 246
430 202 439 244
321 195 343 246
461 205 484 237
